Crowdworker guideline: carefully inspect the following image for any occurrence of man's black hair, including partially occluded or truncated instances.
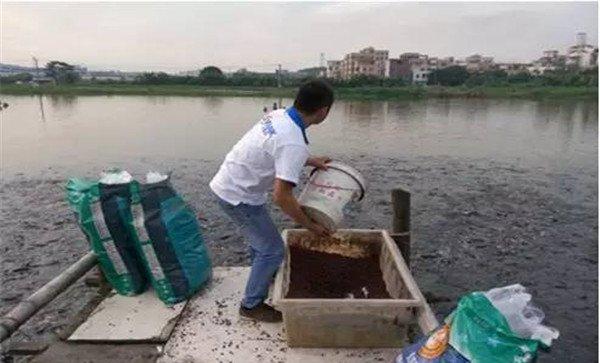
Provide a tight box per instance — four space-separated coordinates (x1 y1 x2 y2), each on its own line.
293 79 334 114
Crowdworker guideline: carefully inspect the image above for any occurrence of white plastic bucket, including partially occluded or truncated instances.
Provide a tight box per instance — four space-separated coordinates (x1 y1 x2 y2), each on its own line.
298 161 366 231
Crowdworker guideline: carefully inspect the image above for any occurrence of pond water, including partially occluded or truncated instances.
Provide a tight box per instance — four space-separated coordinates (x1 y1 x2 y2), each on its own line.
0 95 597 362
1 95 597 175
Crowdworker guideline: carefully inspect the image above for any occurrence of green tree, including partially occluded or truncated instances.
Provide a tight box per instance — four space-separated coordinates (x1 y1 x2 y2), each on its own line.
428 66 470 86
465 70 508 87
135 72 171 84
45 61 80 84
199 66 225 85
382 77 407 87
330 74 385 88
228 70 278 87
507 72 533 84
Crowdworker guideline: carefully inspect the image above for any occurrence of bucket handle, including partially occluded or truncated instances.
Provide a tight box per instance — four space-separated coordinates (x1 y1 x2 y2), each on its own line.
309 166 365 201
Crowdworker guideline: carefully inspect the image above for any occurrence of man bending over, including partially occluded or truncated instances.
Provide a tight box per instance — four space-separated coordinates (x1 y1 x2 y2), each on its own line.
210 80 334 322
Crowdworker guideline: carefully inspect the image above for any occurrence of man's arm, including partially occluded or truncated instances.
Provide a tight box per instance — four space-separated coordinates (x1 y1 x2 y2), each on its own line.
272 178 330 238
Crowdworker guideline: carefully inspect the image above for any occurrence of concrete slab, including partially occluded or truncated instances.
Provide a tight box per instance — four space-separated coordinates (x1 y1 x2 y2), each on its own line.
160 267 399 363
68 289 186 342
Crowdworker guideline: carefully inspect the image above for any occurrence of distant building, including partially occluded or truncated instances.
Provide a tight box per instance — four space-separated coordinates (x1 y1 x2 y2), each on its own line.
523 49 565 75
399 52 428 65
30 77 54 85
523 32 597 75
566 32 597 69
295 67 326 78
526 62 555 76
465 54 495 73
80 70 138 82
326 60 342 79
495 63 531 75
389 53 424 80
74 65 88 75
387 52 452 84
387 59 406 79
543 50 560 60
411 64 432 85
426 56 453 70
327 47 389 80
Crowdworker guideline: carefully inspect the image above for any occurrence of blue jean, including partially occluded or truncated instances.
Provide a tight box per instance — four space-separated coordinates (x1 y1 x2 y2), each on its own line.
216 196 284 308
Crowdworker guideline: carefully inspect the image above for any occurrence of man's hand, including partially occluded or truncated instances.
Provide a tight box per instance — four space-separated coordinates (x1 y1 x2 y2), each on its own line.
273 179 331 238
306 156 331 170
307 221 331 238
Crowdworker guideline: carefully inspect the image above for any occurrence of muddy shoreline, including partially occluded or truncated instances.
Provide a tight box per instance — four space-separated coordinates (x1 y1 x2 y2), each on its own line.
0 155 597 362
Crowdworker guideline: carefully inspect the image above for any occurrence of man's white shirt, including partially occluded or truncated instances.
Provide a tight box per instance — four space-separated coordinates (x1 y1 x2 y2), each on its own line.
210 109 309 206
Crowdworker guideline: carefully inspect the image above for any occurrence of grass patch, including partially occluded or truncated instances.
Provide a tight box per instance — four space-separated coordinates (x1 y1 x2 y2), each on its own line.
0 83 597 100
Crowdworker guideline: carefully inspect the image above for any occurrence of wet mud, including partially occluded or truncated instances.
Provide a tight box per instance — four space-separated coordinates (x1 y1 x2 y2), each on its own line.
0 154 597 362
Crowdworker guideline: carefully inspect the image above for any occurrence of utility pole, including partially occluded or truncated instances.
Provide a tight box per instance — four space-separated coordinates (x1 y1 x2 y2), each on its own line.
277 64 282 88
31 56 40 77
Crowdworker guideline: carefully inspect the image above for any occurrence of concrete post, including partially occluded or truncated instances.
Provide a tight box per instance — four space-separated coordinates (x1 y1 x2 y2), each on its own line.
391 188 411 267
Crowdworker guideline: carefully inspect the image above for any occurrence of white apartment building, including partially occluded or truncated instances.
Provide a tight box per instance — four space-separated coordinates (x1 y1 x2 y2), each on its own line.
566 32 598 69
411 64 431 85
328 47 389 80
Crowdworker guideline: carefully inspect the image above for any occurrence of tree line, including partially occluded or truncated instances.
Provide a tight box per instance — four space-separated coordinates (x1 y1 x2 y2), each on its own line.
1 61 597 88
129 66 599 88
427 66 598 87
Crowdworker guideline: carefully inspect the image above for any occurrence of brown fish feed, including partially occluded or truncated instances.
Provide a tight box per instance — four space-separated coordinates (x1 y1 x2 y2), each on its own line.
285 245 391 299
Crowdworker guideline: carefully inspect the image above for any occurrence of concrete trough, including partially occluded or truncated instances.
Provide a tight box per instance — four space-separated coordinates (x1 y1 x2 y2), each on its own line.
273 229 437 348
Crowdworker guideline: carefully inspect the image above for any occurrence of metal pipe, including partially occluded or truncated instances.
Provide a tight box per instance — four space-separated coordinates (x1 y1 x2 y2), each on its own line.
0 252 97 343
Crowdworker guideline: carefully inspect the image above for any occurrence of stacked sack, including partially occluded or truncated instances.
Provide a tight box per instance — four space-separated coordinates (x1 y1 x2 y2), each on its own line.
66 171 212 305
397 284 559 363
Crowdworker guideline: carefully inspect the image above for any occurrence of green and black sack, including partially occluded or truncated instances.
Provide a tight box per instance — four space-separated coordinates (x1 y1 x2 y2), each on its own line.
132 174 212 305
66 178 147 295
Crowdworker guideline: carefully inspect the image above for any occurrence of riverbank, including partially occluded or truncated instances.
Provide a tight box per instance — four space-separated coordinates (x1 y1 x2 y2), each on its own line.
1 83 597 100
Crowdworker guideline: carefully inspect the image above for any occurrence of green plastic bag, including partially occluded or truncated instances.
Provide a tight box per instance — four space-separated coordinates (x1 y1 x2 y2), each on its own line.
447 292 540 363
66 178 147 296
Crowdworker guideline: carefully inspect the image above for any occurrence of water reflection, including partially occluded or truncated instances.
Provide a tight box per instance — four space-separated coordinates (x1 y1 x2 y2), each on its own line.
37 95 46 123
48 94 77 109
385 101 426 123
199 97 225 111
461 100 490 124
429 98 452 118
580 101 598 129
533 101 597 144
145 96 170 106
1 95 597 175
343 101 386 124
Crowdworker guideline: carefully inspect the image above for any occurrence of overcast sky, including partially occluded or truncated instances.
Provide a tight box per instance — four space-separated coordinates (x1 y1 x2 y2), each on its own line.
1 2 597 72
